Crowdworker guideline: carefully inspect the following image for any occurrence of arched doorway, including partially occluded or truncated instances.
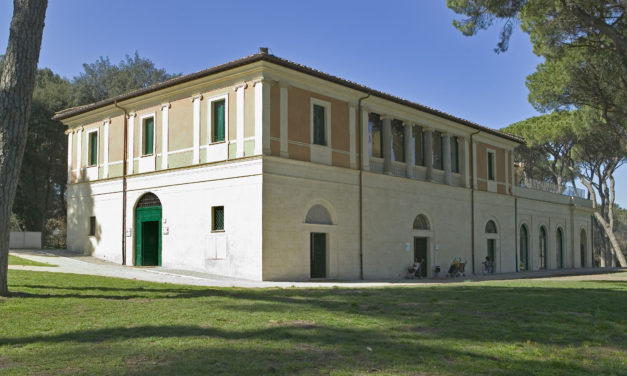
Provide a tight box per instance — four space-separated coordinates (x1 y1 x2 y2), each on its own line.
305 204 333 278
135 193 162 266
485 220 498 273
539 226 547 269
580 229 587 267
556 228 564 269
519 225 529 271
412 214 431 278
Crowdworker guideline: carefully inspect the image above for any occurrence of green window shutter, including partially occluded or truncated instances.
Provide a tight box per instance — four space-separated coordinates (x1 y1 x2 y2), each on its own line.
213 100 225 142
313 104 325 145
144 117 154 155
89 132 98 166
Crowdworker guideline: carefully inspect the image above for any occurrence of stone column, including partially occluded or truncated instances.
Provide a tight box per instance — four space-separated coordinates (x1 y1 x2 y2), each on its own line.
382 115 392 174
361 109 369 171
462 137 470 188
103 120 110 178
443 133 451 185
349 105 357 169
253 79 265 155
192 94 202 164
127 113 135 174
279 84 289 158
404 122 413 178
234 83 247 158
76 127 83 181
161 103 170 169
424 128 433 181
66 130 73 184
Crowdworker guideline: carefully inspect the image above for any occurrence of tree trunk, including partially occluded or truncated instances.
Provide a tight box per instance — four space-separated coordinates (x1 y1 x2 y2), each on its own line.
594 212 627 267
0 0 47 297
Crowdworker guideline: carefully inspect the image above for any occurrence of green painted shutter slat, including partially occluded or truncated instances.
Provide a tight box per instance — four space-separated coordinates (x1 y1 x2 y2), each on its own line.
144 118 154 155
89 132 98 166
313 105 325 145
214 100 225 142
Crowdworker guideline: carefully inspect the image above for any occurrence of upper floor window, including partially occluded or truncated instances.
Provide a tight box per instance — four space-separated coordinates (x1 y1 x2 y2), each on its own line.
487 151 495 181
451 136 459 173
87 130 98 167
433 131 443 170
311 99 331 147
368 113 382 158
212 99 226 143
413 126 424 166
391 119 405 162
142 116 154 156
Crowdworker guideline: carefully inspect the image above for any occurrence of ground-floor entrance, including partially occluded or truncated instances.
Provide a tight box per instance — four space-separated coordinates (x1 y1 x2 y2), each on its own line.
310 232 327 278
414 237 428 278
135 193 162 266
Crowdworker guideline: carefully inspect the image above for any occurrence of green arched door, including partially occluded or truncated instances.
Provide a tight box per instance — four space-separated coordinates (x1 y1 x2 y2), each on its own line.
135 193 162 266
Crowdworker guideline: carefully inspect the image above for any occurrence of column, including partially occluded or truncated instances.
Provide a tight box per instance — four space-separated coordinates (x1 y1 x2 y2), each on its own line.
505 150 510 194
76 128 83 181
349 105 356 169
404 122 413 178
235 83 247 158
127 113 135 174
192 94 202 164
443 133 452 185
253 79 265 155
66 130 73 184
472 141 478 189
361 109 369 171
279 84 289 157
382 115 392 174
103 120 110 178
462 137 470 188
424 128 433 181
161 103 170 169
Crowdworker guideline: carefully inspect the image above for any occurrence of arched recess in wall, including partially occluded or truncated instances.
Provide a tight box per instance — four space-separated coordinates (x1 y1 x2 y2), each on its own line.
134 192 163 267
412 213 432 278
413 214 430 230
539 226 548 269
556 227 564 269
519 224 529 271
304 202 335 279
580 229 587 268
305 204 333 225
484 219 499 273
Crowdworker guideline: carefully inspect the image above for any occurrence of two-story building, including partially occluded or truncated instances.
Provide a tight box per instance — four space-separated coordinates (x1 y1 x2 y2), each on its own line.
54 49 594 281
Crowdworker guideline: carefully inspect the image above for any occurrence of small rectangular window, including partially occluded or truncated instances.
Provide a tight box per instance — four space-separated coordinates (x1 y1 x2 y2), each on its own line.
313 104 326 145
212 100 226 142
488 151 495 180
88 131 98 167
368 113 382 158
212 206 224 231
142 117 154 155
89 216 96 236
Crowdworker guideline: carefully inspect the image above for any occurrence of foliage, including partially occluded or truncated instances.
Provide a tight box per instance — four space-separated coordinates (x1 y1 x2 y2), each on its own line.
1 270 626 375
71 52 180 106
9 213 23 232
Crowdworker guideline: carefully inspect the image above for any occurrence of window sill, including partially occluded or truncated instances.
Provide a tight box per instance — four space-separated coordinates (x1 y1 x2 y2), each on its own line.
209 140 226 145
211 230 225 233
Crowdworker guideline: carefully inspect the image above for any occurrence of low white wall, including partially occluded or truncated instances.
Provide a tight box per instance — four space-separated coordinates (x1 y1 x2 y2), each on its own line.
9 232 42 249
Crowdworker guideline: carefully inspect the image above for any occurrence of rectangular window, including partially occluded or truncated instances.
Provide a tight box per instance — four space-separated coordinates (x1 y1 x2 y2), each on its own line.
142 117 154 155
313 104 326 145
89 216 96 236
451 136 459 173
88 131 98 167
212 206 224 231
212 99 225 142
391 120 405 162
433 131 443 170
368 113 382 158
413 126 424 166
488 151 495 180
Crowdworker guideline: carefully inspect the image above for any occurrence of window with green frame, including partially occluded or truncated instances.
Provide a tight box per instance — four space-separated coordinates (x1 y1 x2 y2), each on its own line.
212 100 225 142
88 131 98 166
487 151 495 180
142 117 154 155
212 206 224 231
313 104 326 145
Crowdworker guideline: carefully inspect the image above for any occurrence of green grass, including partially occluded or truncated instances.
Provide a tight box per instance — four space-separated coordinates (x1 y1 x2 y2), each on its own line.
8 255 57 267
1 271 625 375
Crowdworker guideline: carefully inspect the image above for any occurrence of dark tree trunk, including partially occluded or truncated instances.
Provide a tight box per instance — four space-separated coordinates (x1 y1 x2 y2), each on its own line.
0 0 47 296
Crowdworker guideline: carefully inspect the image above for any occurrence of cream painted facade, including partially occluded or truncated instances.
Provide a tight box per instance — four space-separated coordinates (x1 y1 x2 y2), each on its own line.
58 52 594 281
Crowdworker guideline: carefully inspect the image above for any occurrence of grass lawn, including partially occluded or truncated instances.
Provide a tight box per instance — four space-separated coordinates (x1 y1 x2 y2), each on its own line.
0 271 625 375
8 255 57 267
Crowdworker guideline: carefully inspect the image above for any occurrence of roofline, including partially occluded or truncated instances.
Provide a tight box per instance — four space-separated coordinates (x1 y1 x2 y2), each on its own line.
53 53 524 144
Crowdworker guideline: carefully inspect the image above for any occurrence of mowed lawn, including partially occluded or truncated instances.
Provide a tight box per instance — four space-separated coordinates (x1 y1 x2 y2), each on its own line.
7 255 57 267
0 271 625 375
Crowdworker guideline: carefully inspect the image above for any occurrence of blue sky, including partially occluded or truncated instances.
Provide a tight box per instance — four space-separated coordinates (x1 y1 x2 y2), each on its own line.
1 0 625 205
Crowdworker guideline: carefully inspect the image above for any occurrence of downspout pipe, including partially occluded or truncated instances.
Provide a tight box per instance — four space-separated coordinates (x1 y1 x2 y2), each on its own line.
357 93 370 280
469 130 480 275
114 100 129 266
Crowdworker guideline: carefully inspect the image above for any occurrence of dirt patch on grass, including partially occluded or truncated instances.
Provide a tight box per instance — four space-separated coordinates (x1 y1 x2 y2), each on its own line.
0 356 18 370
268 319 317 329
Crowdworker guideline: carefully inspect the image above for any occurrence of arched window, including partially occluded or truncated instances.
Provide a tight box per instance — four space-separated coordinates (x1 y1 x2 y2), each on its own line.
556 228 564 269
137 192 161 208
305 205 333 225
539 226 547 269
520 225 529 271
580 229 587 267
413 214 430 230
485 220 497 233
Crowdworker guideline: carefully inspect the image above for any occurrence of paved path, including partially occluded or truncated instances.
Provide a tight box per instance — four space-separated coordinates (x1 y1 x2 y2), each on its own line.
9 249 626 288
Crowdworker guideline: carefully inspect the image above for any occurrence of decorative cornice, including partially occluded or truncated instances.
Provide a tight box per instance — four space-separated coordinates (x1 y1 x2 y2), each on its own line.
161 103 171 110
233 82 248 91
191 94 203 102
252 78 264 87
